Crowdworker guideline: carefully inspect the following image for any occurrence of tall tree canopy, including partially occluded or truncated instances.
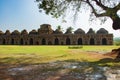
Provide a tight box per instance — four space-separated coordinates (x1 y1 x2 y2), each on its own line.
36 0 120 30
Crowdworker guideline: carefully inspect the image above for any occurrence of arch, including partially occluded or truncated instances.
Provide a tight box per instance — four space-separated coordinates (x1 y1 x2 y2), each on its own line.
25 42 27 45
102 38 107 45
42 38 46 45
20 39 24 45
78 38 82 45
66 37 71 45
29 38 33 45
54 38 59 45
90 38 95 45
11 39 14 45
61 42 64 45
3 39 6 45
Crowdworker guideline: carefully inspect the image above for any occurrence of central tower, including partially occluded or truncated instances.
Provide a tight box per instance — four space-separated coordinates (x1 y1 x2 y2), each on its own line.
38 24 53 34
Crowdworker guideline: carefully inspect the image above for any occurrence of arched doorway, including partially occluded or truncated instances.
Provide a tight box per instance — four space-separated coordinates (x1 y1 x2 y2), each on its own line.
29 38 33 45
66 38 71 45
61 42 64 45
25 42 27 45
54 38 59 45
78 38 82 45
42 38 46 45
3 39 6 45
90 38 95 45
20 39 24 45
11 39 14 45
102 38 107 45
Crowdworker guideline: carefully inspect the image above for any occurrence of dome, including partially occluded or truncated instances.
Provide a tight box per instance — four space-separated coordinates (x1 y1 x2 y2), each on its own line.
5 30 11 35
74 28 85 34
11 30 20 35
97 28 108 34
87 28 95 34
38 24 53 34
29 29 37 35
40 24 51 28
21 29 28 35
53 29 63 34
0 30 4 35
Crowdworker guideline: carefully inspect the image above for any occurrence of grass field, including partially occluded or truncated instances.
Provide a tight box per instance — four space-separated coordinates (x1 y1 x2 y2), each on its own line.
0 45 120 66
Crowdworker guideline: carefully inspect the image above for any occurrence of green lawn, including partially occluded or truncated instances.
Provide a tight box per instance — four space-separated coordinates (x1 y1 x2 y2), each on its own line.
0 45 119 66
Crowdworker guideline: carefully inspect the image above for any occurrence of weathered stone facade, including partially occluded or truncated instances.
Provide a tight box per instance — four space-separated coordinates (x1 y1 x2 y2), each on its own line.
0 24 113 45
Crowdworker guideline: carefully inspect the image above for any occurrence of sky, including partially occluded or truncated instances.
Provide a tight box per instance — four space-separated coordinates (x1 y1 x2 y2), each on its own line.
0 0 120 37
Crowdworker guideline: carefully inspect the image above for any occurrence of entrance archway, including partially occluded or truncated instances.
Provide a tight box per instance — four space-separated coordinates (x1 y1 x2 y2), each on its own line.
66 38 71 45
102 38 107 45
90 38 95 45
20 39 24 45
54 38 59 45
78 38 82 45
11 39 14 45
3 39 5 45
42 38 46 45
29 38 33 45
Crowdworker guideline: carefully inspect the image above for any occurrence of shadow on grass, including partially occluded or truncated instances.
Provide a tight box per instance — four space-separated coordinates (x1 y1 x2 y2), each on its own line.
0 55 119 66
0 57 35 65
0 57 120 80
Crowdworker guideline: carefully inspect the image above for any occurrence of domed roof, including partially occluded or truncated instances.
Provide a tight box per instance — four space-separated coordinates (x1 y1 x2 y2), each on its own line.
5 30 11 35
87 28 95 34
38 24 53 34
0 30 4 35
53 29 63 34
29 29 37 35
11 30 20 35
97 28 108 34
74 28 85 34
21 29 28 35
40 24 53 31
40 24 51 27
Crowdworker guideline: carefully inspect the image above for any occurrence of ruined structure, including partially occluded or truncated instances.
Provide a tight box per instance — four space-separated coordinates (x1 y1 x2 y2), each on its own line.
0 24 113 45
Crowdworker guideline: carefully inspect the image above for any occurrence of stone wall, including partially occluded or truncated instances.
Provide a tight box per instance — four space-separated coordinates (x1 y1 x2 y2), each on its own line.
0 24 113 45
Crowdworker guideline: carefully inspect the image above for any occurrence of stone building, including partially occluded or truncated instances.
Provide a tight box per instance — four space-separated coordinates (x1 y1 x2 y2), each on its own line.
0 24 113 45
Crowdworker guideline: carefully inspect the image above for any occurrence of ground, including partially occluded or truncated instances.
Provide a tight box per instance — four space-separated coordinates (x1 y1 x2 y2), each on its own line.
0 46 120 80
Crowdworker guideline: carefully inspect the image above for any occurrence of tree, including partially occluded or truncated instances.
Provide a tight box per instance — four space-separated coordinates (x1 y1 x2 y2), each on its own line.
36 0 120 59
57 25 62 31
54 25 63 34
65 27 73 34
36 0 120 30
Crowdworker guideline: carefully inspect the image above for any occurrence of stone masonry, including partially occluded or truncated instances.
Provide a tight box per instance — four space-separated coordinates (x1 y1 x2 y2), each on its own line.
0 24 113 45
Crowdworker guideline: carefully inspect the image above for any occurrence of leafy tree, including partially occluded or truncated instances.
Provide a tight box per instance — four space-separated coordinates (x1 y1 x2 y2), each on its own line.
57 25 62 31
56 25 63 32
65 26 73 34
36 0 120 30
36 0 120 59
54 25 63 34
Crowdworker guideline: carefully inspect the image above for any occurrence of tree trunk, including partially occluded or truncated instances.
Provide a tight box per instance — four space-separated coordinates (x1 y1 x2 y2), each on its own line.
112 17 120 30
